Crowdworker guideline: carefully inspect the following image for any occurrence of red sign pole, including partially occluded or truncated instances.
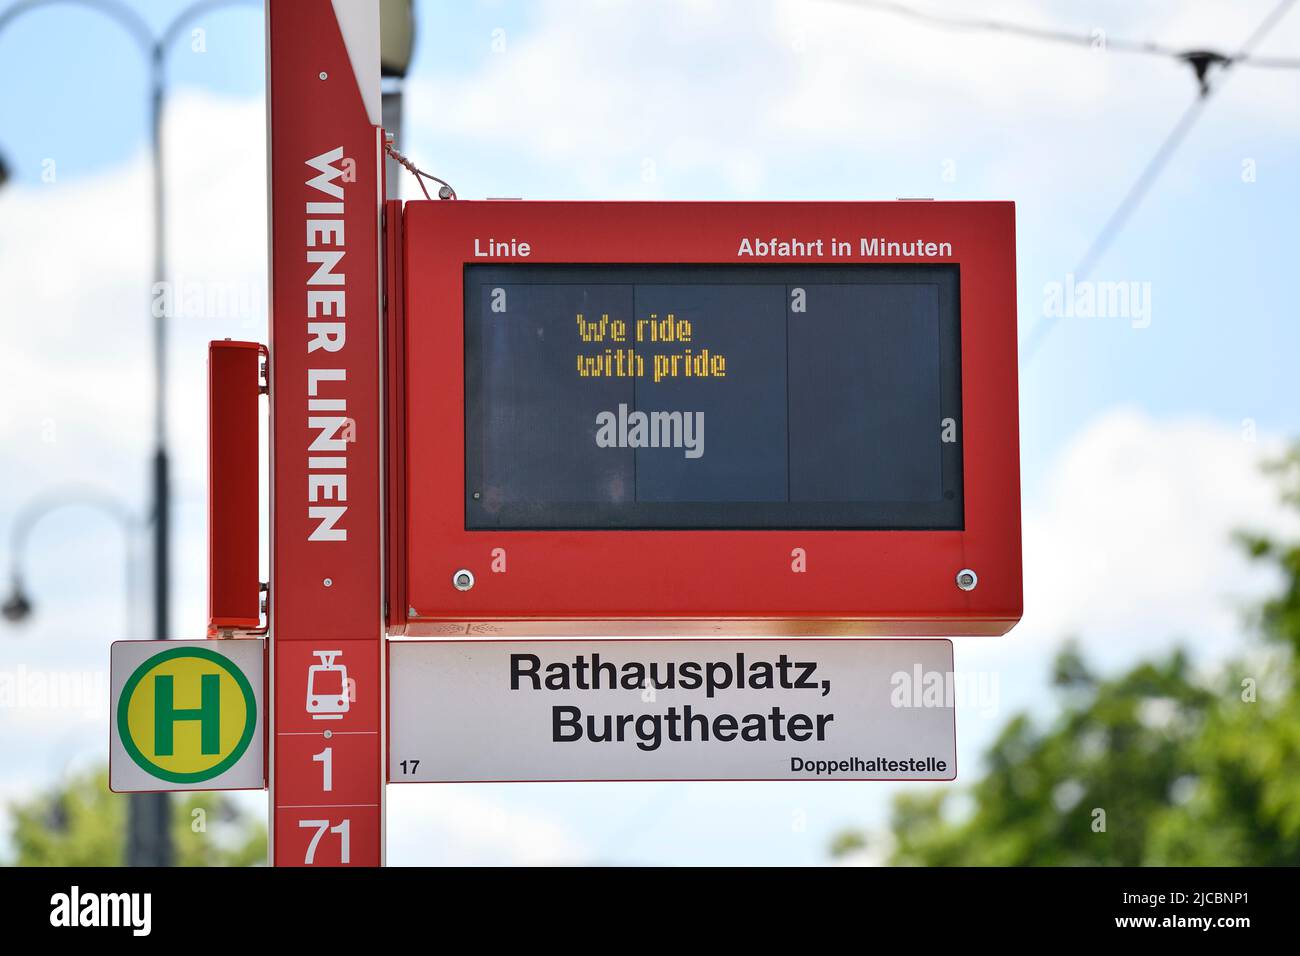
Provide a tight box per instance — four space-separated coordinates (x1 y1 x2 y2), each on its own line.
267 0 386 867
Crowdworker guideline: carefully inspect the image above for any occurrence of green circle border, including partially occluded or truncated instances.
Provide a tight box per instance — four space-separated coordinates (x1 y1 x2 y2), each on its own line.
117 645 258 784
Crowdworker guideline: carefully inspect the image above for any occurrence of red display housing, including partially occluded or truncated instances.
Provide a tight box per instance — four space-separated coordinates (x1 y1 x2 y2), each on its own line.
397 200 1021 636
208 340 264 633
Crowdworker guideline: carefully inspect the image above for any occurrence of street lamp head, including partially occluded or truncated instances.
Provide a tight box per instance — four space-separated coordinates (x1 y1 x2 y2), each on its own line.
0 152 10 191
380 0 415 78
2 581 33 624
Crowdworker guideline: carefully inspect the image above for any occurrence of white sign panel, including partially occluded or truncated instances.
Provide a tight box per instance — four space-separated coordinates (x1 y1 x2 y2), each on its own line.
388 640 956 782
110 639 265 792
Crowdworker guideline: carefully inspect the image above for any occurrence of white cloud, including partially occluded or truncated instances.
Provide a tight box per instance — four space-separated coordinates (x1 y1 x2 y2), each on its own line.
386 785 589 866
0 89 266 646
405 0 1300 201
1014 407 1294 668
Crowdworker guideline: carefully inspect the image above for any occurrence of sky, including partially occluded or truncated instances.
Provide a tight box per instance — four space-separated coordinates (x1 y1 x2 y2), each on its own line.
0 0 1298 866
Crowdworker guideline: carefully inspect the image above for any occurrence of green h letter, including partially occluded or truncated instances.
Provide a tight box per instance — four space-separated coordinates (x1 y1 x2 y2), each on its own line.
154 673 221 755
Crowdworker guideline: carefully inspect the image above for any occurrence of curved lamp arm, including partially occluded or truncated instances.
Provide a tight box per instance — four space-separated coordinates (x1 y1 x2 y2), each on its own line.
0 0 259 54
0 0 153 53
4 486 144 638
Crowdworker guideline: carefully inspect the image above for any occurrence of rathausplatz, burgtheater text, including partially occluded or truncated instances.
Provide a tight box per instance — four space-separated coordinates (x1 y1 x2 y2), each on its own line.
510 651 837 753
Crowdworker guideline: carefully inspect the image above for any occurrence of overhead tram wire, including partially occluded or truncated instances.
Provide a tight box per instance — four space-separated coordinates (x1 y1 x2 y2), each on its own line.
825 0 1299 364
1015 95 1208 363
830 0 1300 71
1018 0 1297 365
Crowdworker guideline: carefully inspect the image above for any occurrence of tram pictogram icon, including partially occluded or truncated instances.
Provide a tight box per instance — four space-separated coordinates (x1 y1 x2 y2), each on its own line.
306 650 350 721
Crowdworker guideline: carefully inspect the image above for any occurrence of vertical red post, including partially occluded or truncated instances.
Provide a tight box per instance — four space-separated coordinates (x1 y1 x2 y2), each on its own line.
266 0 386 866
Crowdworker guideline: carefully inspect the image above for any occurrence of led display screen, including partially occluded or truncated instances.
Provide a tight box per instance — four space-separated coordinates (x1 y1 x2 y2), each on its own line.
464 264 962 529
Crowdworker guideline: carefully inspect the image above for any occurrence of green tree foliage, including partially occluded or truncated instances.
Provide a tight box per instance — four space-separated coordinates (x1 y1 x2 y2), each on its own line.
832 449 1300 866
5 768 266 866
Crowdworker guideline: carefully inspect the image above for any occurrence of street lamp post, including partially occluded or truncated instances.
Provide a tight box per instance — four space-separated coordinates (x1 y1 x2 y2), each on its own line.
0 0 258 866
2 488 145 853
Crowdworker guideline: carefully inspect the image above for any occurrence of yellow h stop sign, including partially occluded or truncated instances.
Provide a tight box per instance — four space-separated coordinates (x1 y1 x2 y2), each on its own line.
116 645 259 786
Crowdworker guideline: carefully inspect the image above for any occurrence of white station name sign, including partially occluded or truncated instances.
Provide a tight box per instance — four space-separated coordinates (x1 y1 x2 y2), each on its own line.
388 640 956 782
